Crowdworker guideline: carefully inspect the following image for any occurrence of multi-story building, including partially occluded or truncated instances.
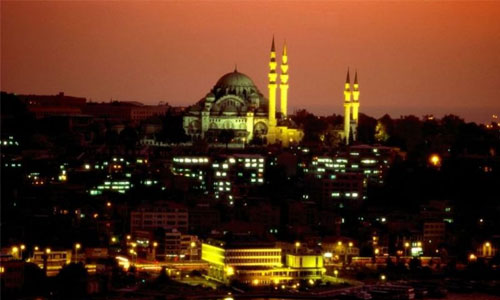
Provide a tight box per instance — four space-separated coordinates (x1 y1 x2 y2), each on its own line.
171 156 211 192
423 221 446 254
171 154 265 205
84 101 170 122
19 92 86 119
202 239 325 285
130 202 188 234
164 229 199 260
32 250 72 276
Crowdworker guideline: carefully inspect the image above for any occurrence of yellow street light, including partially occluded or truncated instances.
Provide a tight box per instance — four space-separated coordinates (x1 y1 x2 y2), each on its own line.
334 269 339 277
12 246 19 254
153 242 158 247
429 154 441 167
75 243 81 250
34 246 39 251
404 242 410 248
46 248 51 254
380 274 386 281
469 253 477 261
126 235 131 240
295 241 300 247
111 237 117 243
374 248 380 255
337 241 343 246
20 245 26 250
190 241 196 248
348 242 353 247
485 242 491 247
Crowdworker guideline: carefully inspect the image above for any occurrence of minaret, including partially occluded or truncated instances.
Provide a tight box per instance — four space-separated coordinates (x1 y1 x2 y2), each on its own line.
351 70 360 142
279 41 289 118
268 37 278 128
343 68 352 144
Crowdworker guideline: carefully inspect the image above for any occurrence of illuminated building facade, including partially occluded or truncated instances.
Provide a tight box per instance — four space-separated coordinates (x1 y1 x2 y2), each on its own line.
342 70 360 144
202 241 325 285
183 38 303 147
172 154 265 205
32 250 72 276
164 229 199 260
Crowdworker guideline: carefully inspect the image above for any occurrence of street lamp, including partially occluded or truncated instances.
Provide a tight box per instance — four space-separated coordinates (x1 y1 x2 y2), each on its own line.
74 243 81 263
20 245 26 260
152 241 158 261
11 246 19 259
190 241 196 261
295 241 300 253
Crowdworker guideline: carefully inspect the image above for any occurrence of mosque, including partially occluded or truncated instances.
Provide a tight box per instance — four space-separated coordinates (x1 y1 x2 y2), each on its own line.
183 38 304 147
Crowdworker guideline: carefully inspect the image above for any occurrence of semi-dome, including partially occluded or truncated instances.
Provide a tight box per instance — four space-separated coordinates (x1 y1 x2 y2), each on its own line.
215 70 257 89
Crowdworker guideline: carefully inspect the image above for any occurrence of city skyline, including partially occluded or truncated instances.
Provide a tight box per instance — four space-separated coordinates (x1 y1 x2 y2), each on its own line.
2 1 500 123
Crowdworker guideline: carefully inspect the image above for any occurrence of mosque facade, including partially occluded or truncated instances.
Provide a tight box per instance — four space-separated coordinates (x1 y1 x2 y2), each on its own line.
183 38 303 147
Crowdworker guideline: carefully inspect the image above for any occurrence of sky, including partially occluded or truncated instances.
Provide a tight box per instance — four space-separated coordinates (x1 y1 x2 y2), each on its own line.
2 1 500 123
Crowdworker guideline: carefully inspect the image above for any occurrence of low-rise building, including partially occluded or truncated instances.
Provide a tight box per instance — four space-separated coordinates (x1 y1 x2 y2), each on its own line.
201 240 325 285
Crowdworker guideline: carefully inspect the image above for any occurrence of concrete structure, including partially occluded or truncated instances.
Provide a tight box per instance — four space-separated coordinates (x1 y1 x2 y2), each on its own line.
130 202 188 233
84 101 170 122
201 240 325 285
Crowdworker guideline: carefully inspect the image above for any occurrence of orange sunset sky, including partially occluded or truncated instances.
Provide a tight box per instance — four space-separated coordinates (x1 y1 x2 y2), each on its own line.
2 1 499 123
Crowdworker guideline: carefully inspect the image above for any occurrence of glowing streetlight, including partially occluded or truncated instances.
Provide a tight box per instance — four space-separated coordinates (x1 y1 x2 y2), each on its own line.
429 154 441 167
12 246 19 259
46 248 51 254
380 274 386 281
74 243 81 262
34 246 39 251
111 237 117 243
469 253 477 262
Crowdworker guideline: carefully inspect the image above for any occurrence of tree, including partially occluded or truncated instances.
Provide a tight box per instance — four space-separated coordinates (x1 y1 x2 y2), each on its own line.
218 129 235 149
55 263 88 298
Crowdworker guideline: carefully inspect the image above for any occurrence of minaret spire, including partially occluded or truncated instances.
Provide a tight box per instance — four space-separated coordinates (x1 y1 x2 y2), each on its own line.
344 68 352 145
268 36 278 131
279 40 289 117
352 69 360 101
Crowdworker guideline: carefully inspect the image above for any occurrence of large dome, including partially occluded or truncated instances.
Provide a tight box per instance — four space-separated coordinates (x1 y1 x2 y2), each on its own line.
215 70 257 89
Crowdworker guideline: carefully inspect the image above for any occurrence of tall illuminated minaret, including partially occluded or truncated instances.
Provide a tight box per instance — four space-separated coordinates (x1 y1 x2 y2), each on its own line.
268 37 277 127
343 68 352 144
279 41 289 118
351 70 360 142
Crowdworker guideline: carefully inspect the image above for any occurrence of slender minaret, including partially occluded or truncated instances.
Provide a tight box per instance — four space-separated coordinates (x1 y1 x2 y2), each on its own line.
279 41 289 118
268 37 277 127
343 68 352 144
351 70 360 141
